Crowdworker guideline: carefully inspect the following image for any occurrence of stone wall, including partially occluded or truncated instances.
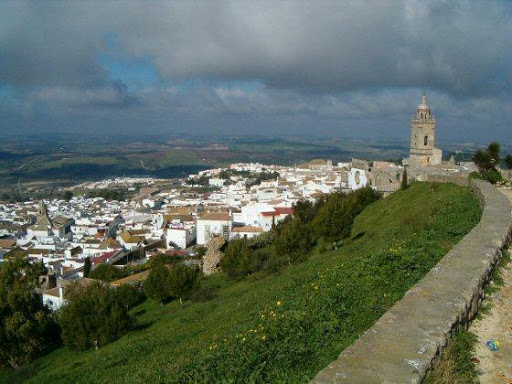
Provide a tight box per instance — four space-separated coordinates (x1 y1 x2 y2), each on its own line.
202 236 226 276
426 173 469 187
312 180 512 384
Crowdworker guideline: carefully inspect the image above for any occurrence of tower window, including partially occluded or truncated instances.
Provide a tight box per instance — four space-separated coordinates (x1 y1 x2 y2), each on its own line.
424 136 428 146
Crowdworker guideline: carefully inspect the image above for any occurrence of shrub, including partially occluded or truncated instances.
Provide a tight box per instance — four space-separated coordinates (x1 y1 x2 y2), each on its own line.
145 263 201 305
485 168 502 184
468 171 483 180
83 257 91 278
144 263 171 305
220 239 254 279
401 168 408 190
312 187 380 241
274 218 313 265
89 264 125 282
60 281 132 351
115 284 146 310
167 264 201 305
473 142 504 184
0 256 60 369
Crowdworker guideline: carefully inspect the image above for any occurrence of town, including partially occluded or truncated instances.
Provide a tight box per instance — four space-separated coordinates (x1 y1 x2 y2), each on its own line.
0 94 481 311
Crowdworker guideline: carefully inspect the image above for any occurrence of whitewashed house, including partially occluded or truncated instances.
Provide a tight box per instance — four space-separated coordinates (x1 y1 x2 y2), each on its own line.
196 212 232 245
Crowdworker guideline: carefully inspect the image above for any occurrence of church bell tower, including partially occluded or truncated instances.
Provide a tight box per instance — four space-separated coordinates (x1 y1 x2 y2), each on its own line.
409 92 441 166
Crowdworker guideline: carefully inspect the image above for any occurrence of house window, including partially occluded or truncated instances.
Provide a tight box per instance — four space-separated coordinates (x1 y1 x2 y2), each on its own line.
424 136 428 146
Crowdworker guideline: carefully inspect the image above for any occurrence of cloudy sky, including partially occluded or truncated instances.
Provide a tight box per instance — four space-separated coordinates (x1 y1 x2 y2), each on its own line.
1 1 511 143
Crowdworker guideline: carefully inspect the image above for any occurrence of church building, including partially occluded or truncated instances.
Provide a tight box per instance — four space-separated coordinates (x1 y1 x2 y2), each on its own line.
407 92 442 167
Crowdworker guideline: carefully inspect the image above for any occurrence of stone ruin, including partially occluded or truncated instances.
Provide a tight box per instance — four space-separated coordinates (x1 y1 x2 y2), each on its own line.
202 236 226 276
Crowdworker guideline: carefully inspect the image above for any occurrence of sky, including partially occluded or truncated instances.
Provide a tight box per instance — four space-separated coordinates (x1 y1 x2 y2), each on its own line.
1 1 511 144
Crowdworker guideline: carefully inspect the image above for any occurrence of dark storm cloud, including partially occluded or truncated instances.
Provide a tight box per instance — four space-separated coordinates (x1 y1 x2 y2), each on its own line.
1 1 511 95
0 1 511 141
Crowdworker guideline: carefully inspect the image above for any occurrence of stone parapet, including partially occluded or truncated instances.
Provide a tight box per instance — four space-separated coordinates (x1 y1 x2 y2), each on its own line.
312 180 512 384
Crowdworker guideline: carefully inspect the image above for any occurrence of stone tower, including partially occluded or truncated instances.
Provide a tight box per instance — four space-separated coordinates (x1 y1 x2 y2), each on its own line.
408 92 442 166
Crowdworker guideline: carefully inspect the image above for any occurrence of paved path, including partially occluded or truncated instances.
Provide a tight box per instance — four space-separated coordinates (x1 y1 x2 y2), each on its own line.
470 187 512 384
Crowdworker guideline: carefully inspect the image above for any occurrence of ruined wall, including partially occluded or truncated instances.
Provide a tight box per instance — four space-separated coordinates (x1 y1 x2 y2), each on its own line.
312 180 512 384
426 173 469 187
202 236 226 276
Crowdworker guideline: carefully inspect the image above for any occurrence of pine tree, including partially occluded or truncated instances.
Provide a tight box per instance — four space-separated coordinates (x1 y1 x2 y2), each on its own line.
220 239 254 279
83 257 91 277
401 168 408 190
167 264 201 305
144 263 171 306
0 256 59 369
504 154 512 170
60 281 131 351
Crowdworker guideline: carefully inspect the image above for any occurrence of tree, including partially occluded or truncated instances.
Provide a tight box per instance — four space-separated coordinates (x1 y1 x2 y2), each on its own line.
144 263 171 305
220 239 254 279
488 142 501 165
274 218 313 265
63 191 73 201
312 187 380 241
504 154 512 170
89 263 125 282
83 257 92 278
115 284 145 311
401 168 408 190
167 264 201 305
0 256 59 369
293 199 317 223
472 142 503 184
60 281 132 351
472 149 492 171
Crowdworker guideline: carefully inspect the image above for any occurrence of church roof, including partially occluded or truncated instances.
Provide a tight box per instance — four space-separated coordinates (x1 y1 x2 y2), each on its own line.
32 200 53 231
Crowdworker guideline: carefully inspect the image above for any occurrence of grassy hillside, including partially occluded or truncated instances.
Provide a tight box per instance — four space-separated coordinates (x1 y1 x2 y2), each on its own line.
4 182 481 383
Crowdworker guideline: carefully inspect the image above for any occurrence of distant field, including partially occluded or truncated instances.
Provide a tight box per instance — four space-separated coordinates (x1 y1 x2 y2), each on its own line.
4 182 481 383
0 134 482 190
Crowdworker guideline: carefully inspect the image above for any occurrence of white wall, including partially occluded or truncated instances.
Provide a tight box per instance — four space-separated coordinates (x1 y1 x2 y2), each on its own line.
196 219 232 245
348 168 369 190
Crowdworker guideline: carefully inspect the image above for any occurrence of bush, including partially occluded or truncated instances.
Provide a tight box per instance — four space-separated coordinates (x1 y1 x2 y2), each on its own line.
0 256 60 369
89 264 125 282
60 281 132 351
220 239 254 279
473 142 504 184
221 188 380 280
167 264 201 305
485 168 502 184
274 218 313 265
468 171 483 180
115 284 146 310
312 187 380 241
144 263 201 305
144 263 171 305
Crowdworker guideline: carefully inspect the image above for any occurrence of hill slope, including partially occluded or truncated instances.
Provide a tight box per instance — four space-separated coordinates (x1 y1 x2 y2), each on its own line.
5 182 481 383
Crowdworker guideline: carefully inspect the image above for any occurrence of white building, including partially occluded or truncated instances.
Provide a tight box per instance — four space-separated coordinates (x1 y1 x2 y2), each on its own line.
230 225 263 240
196 212 232 245
166 221 196 249
348 168 369 190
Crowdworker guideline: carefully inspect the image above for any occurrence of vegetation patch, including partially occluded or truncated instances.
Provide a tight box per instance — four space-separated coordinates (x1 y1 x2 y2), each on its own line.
5 182 481 383
423 327 479 384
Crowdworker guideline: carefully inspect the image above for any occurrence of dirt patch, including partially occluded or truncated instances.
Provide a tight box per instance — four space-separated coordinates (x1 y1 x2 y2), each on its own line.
470 187 512 384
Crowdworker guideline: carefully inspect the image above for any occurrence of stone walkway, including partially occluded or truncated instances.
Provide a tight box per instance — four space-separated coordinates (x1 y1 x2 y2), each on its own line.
470 187 512 384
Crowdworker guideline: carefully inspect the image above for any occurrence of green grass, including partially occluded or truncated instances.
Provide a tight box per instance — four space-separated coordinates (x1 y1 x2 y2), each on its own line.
423 327 479 384
4 182 481 383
